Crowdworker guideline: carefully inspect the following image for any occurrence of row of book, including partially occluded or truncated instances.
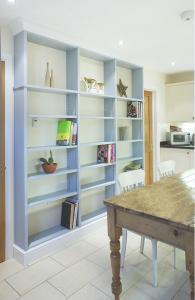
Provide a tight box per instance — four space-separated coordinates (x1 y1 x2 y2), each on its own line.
61 199 78 230
97 144 115 163
127 101 143 118
57 120 77 146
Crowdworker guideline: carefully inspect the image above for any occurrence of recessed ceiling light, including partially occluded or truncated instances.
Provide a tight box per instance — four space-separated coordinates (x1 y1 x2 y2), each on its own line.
8 0 15 3
118 40 124 47
180 10 194 22
171 61 176 66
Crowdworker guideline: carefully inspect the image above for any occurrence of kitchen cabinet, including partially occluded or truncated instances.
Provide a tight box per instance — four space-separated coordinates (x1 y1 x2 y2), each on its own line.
166 82 194 122
160 148 194 173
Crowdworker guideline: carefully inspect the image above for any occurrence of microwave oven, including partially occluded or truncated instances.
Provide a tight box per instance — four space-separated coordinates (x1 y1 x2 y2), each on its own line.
166 132 191 145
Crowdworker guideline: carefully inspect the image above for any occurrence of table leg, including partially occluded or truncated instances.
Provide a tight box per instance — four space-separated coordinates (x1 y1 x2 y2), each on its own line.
107 207 122 300
185 245 194 300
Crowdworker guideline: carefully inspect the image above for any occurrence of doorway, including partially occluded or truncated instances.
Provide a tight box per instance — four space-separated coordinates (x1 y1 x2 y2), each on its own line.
0 61 5 262
144 90 153 185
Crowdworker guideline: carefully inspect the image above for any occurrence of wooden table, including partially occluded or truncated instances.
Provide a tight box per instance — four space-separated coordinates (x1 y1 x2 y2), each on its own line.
104 169 195 300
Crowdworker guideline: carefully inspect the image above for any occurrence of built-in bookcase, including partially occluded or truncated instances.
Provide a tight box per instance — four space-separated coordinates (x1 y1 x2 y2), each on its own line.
14 31 144 251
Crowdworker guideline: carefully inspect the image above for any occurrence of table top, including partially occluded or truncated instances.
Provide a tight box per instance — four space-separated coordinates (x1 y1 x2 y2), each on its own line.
105 169 195 230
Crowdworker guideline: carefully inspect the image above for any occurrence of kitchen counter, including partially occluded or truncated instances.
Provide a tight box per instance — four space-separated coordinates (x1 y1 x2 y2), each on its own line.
160 142 194 150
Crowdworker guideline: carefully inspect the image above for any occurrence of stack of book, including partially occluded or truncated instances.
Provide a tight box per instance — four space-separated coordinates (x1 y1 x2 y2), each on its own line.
61 200 78 230
127 101 143 118
56 120 77 146
97 144 115 163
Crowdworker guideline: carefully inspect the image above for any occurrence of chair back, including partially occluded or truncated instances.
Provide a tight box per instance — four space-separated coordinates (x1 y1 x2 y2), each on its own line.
158 160 175 178
118 169 145 193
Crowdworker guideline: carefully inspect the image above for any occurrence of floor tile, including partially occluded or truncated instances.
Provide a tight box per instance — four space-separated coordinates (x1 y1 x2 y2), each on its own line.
142 241 173 263
83 228 109 249
162 249 186 272
121 285 156 300
180 279 191 294
49 259 104 297
18 282 66 300
51 240 98 268
126 232 150 251
91 264 142 298
135 262 188 300
67 284 111 300
0 281 19 300
0 260 23 282
173 290 190 300
7 257 64 295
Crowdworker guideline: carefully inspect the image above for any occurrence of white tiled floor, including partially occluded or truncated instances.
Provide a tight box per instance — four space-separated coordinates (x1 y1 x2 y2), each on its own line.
0 219 191 300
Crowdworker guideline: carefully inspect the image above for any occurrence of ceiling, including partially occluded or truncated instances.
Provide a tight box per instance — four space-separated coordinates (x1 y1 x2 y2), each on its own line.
0 0 194 73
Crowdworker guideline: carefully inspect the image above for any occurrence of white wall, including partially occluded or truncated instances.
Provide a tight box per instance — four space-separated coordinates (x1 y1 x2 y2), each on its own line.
1 23 167 258
0 26 14 259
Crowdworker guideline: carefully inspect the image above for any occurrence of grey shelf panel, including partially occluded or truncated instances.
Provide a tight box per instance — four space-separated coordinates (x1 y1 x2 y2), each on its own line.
117 96 143 102
81 179 115 192
81 162 115 169
80 116 114 120
29 225 72 248
28 145 78 152
28 114 77 119
80 91 115 99
28 168 78 180
14 84 78 95
81 207 107 223
81 141 115 147
117 139 143 143
28 190 77 208
117 156 143 162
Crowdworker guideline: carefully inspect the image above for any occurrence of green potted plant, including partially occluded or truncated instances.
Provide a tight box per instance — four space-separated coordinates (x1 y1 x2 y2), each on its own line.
40 150 57 174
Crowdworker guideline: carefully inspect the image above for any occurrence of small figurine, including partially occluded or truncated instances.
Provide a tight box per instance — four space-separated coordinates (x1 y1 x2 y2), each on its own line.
117 79 128 97
127 101 137 118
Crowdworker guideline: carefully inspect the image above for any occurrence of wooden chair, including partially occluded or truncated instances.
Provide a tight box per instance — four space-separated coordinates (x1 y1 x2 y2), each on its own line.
158 160 176 268
118 169 158 287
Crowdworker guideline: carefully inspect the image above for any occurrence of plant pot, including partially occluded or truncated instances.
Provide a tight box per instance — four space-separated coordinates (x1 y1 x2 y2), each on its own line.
42 163 57 174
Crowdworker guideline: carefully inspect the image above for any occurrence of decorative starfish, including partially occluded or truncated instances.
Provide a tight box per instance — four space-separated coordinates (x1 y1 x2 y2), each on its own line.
117 79 128 97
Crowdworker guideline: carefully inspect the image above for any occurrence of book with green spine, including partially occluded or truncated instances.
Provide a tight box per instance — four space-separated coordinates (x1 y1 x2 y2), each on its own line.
56 120 72 146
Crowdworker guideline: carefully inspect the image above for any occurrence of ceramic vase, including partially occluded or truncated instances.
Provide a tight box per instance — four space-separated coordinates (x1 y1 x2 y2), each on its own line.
45 62 50 87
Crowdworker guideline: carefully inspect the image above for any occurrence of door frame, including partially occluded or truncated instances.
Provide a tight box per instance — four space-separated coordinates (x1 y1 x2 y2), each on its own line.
144 89 159 181
0 61 6 262
144 90 154 184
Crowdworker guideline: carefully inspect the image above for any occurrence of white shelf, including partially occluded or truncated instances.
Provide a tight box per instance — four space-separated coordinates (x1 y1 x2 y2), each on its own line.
14 84 78 95
28 145 77 152
117 139 143 143
28 190 77 208
81 162 115 169
29 225 72 248
81 179 115 192
29 114 77 119
80 91 115 99
117 96 143 102
117 117 142 120
80 116 114 120
81 141 115 147
28 168 78 180
117 156 143 162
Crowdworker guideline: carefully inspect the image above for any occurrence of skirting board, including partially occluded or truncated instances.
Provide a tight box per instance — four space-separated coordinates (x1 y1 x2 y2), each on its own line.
13 215 107 265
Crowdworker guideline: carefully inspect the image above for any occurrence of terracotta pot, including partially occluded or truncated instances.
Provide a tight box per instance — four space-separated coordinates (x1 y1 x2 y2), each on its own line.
42 163 57 174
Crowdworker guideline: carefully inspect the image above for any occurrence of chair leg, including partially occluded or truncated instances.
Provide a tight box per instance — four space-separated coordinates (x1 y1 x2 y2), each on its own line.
140 236 145 254
121 228 127 268
151 239 158 287
173 247 176 269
